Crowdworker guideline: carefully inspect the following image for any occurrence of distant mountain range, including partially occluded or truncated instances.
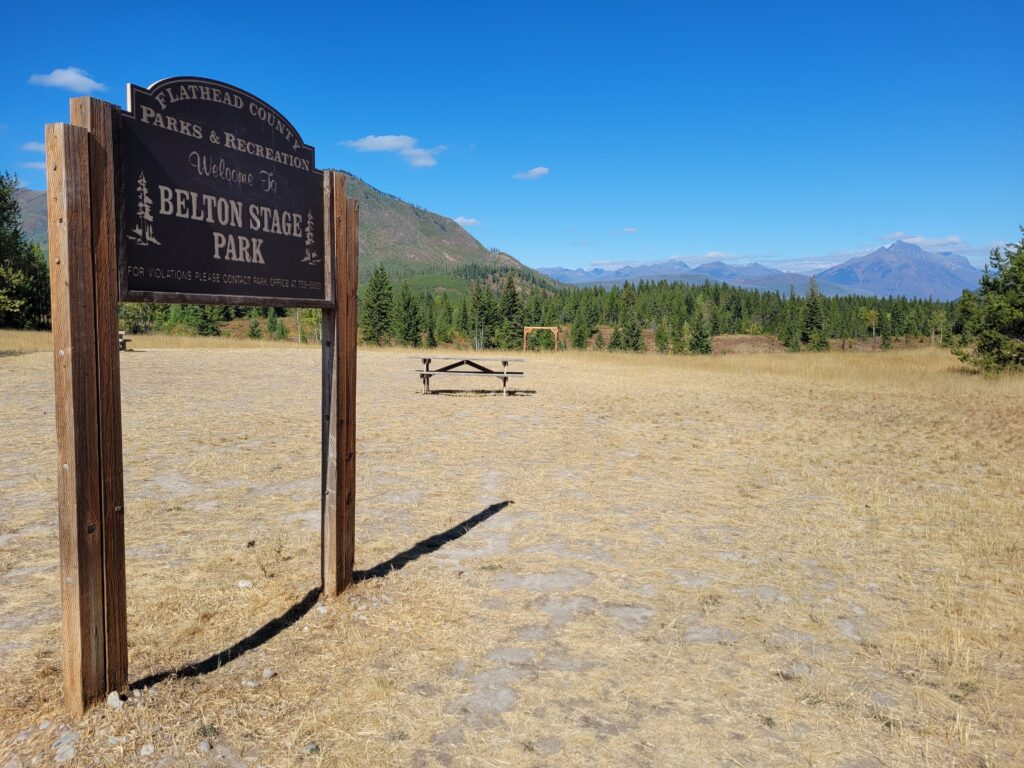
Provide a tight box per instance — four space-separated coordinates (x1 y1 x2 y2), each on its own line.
540 259 849 296
14 174 556 294
540 241 983 300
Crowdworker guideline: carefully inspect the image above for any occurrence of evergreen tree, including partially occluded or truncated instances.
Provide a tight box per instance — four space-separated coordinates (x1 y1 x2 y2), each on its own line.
957 230 1024 371
392 281 421 347
689 297 712 354
468 281 498 349
880 312 893 349
654 320 670 353
671 320 693 354
0 173 49 329
493 320 519 349
272 322 287 340
621 310 646 351
247 310 262 339
783 324 802 351
594 328 606 349
570 304 592 349
612 283 642 351
523 292 544 325
808 328 830 351
435 295 453 342
197 306 222 336
801 277 824 345
361 266 394 345
423 299 437 347
498 274 522 326
608 325 624 350
954 289 976 343
495 280 525 348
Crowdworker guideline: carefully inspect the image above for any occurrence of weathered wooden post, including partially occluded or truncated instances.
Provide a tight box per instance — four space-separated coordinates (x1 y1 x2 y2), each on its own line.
46 96 130 717
321 171 358 597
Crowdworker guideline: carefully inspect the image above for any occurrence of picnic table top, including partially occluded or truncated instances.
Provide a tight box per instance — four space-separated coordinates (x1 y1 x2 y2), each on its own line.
408 355 526 362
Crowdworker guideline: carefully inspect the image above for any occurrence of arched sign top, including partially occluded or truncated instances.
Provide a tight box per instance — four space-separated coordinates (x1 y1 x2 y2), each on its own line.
126 76 318 172
118 76 328 306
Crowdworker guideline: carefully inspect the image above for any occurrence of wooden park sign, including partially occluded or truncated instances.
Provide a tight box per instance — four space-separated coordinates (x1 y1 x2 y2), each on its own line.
120 78 329 305
45 77 357 716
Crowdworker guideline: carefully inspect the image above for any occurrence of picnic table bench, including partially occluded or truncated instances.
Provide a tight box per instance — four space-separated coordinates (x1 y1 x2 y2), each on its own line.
118 331 131 351
413 356 525 395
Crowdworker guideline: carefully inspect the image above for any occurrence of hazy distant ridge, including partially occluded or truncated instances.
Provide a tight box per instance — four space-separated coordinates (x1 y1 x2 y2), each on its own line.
540 240 983 299
540 260 849 296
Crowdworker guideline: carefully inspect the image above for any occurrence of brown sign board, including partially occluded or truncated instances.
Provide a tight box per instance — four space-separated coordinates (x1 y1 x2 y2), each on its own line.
118 77 328 306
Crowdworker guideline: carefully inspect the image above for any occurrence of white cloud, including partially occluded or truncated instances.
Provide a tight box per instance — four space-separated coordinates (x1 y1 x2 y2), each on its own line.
513 166 549 180
21 141 45 153
20 161 46 170
28 67 106 94
621 227 638 234
454 216 480 227
340 134 445 167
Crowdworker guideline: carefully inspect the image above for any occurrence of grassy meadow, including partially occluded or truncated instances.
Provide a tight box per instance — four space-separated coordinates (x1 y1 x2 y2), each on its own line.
1 335 1022 766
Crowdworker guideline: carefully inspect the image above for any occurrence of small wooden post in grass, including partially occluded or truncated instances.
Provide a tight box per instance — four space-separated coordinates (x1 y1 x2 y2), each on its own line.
47 104 128 716
321 171 359 597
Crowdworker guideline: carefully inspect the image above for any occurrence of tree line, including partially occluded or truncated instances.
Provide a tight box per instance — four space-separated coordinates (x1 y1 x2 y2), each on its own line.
357 263 964 353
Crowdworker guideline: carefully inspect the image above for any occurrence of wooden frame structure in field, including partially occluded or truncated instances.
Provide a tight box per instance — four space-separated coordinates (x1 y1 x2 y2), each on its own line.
522 325 560 351
44 78 358 717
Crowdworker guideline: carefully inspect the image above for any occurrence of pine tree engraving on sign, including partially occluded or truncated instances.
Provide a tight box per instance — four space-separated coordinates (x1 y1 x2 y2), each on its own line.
302 210 320 265
127 171 161 246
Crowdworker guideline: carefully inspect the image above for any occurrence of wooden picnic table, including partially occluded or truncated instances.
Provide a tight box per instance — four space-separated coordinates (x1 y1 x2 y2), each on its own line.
412 355 525 396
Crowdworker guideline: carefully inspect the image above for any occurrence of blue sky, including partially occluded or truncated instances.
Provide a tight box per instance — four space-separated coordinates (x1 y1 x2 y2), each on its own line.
2 1 1021 272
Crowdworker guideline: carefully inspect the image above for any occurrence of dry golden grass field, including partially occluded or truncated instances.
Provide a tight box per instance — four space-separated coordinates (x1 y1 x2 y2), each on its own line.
1 333 1022 767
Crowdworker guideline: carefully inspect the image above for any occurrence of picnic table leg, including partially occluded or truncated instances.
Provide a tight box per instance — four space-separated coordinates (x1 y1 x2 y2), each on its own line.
502 375 508 396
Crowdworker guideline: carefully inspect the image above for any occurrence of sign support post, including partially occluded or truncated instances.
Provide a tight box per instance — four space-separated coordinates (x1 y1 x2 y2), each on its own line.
69 96 129 698
46 102 128 717
321 171 358 597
